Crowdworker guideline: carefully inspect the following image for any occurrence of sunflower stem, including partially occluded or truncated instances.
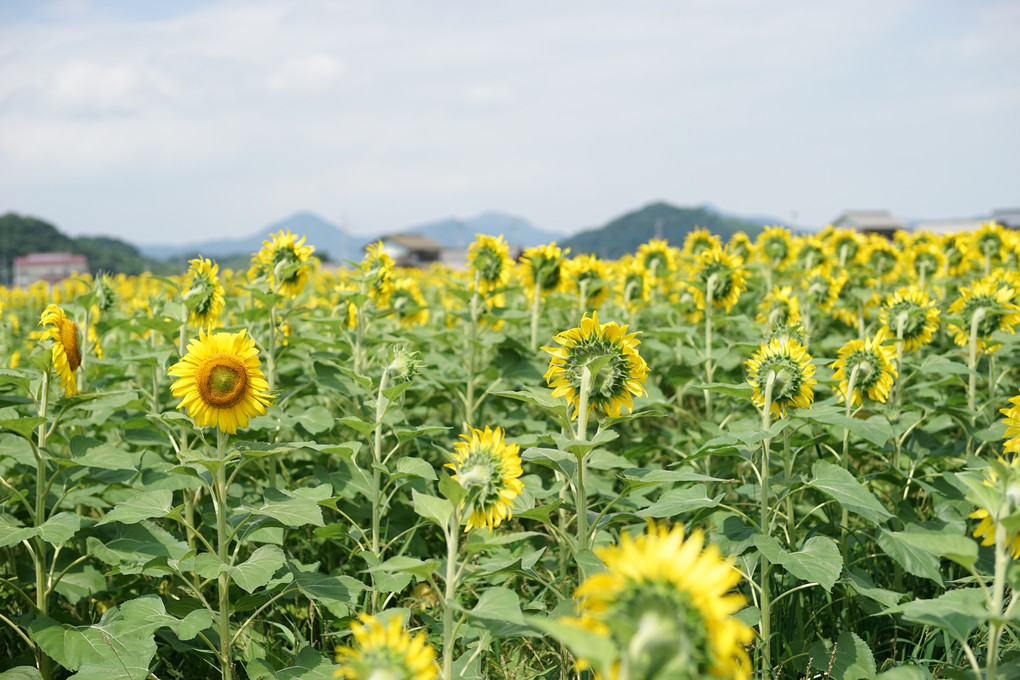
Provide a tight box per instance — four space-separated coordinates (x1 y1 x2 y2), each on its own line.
80 305 89 393
464 275 482 431
968 307 987 454
840 363 861 557
442 507 462 680
894 311 907 418
530 272 542 352
988 506 1009 680
370 363 390 612
214 427 234 680
759 370 776 675
703 274 717 422
575 366 593 552
33 371 53 680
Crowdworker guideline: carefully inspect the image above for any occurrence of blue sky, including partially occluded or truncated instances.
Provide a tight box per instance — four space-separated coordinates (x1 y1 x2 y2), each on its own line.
0 0 1017 245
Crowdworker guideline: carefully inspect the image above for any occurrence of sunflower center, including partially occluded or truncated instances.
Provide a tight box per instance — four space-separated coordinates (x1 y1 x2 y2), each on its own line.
61 320 82 372
197 354 249 407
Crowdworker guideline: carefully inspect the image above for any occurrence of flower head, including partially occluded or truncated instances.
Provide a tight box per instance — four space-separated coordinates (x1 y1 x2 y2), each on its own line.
446 426 524 532
615 257 653 310
946 277 1020 354
636 239 679 278
969 457 1020 560
250 230 315 297
756 226 794 269
682 228 720 260
543 312 649 419
361 242 395 306
184 256 226 329
39 304 81 396
745 337 816 418
335 613 438 680
169 328 274 434
389 277 429 327
878 286 940 353
561 522 753 680
468 234 513 296
566 254 612 309
831 330 898 407
756 285 801 328
521 242 569 295
691 246 746 313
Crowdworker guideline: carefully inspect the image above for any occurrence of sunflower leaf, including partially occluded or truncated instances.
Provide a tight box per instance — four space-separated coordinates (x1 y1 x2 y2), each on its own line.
412 490 454 528
755 535 842 592
807 460 893 524
0 416 46 441
99 490 174 526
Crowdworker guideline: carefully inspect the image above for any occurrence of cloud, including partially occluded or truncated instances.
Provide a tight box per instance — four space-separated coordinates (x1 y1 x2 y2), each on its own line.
266 54 346 95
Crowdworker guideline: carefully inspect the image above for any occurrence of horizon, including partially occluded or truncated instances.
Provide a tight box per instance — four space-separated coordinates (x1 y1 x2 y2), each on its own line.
1 1 1017 244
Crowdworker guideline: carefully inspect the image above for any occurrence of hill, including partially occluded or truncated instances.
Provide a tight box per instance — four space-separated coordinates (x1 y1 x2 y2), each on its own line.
0 212 172 283
562 202 768 259
401 211 564 249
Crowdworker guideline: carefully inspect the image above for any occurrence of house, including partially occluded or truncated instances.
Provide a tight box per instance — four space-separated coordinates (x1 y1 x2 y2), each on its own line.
991 208 1020 230
831 210 907 239
13 252 88 288
377 234 444 268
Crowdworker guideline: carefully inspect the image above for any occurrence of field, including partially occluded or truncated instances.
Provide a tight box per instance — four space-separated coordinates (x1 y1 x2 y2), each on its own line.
1 224 1019 680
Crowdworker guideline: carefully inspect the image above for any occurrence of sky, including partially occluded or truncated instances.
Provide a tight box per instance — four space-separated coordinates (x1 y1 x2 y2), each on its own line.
0 0 1018 245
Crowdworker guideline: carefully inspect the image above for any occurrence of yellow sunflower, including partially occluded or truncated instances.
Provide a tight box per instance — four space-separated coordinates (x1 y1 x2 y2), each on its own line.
756 285 801 328
969 457 1020 560
561 522 752 680
745 337 816 418
468 233 514 296
39 304 81 396
861 238 901 284
615 257 653 310
249 229 315 298
691 246 747 313
725 232 754 263
973 221 1008 270
682 228 721 260
825 227 864 267
335 613 438 680
801 266 844 314
943 233 977 277
946 277 1020 354
1002 391 1020 456
794 236 832 272
543 312 649 419
361 241 395 306
877 286 940 353
521 242 569 296
635 238 679 279
168 328 274 434
903 241 946 285
445 426 524 532
756 225 794 270
831 330 898 407
389 276 430 328
184 256 226 329
565 254 612 310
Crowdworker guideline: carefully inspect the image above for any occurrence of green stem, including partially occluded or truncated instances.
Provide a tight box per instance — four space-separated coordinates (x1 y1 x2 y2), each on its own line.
575 367 593 553
464 278 482 431
370 364 390 612
80 306 89 393
214 428 233 680
783 427 794 541
968 307 987 454
442 508 462 680
703 274 717 421
841 363 861 557
759 370 776 674
34 373 52 680
530 275 542 351
988 509 1009 679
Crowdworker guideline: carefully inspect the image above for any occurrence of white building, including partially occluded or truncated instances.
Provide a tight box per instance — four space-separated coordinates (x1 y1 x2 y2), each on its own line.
13 252 88 288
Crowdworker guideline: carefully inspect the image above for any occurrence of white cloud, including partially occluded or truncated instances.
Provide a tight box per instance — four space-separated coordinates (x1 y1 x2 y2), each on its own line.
266 54 346 95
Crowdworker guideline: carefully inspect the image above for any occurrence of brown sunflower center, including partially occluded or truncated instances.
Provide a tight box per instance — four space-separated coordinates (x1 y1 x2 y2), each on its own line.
61 320 82 372
197 353 249 407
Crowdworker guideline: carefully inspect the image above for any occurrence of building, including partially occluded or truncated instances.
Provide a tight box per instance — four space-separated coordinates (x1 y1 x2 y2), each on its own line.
13 252 88 288
831 210 907 239
377 234 444 268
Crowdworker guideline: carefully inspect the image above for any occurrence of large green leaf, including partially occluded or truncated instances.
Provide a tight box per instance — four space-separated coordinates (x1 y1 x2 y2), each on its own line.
890 530 978 569
885 588 987 642
369 556 441 580
876 530 943 585
468 587 533 637
0 668 42 680
807 460 892 524
412 490 453 528
755 535 842 592
245 646 340 680
39 512 81 546
69 436 137 471
98 490 174 526
636 484 721 518
228 544 286 593
0 416 46 441
29 610 157 680
254 488 325 528
809 631 876 680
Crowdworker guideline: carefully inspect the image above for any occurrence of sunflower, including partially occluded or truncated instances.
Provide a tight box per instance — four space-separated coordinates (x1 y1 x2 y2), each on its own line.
521 242 569 296
969 457 1020 560
745 337 816 418
335 613 438 680
691 246 747 313
825 228 864 268
943 233 977 277
543 312 649 419
973 221 1008 270
946 277 1020 354
682 228 720 260
1002 391 1020 456
361 241 395 306
184 256 226 329
168 328 274 434
635 239 679 279
561 522 753 680
615 257 653 310
903 241 946 285
725 232 753 263
831 330 898 407
756 225 794 270
39 304 81 396
801 266 844 314
861 238 900 284
877 286 940 353
249 230 315 297
389 277 430 328
468 234 514 296
794 236 832 272
563 254 612 310
756 286 801 328
445 426 524 532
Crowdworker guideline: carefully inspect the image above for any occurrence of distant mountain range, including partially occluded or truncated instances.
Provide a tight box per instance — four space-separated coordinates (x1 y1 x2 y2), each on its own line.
137 210 567 262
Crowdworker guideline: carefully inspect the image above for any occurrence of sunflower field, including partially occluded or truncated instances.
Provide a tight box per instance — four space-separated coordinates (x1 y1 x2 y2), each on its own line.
2 223 1020 680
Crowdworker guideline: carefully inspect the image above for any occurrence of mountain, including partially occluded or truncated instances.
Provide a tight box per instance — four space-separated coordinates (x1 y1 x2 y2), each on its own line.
137 211 355 263
561 202 766 259
400 211 565 249
0 212 173 283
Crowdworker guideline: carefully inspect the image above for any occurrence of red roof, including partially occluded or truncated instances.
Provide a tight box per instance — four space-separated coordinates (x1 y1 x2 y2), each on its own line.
14 253 88 266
